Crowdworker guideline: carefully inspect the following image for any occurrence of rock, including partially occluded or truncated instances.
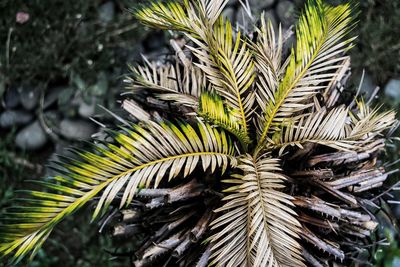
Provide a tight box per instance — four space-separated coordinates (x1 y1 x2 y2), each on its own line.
276 1 295 27
19 86 40 110
45 142 77 177
384 79 400 101
44 86 70 109
0 110 33 128
15 121 48 150
251 0 275 9
98 1 115 24
0 78 5 98
44 110 62 129
236 6 253 28
78 98 96 118
143 31 166 52
60 119 97 140
358 72 376 98
263 10 278 30
222 7 235 23
2 89 20 109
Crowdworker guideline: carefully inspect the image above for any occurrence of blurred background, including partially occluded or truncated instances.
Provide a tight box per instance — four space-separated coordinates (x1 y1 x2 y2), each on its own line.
0 0 399 266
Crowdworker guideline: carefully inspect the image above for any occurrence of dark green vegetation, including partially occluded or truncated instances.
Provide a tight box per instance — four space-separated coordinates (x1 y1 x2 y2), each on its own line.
0 0 148 87
351 0 400 85
0 0 146 266
0 0 399 266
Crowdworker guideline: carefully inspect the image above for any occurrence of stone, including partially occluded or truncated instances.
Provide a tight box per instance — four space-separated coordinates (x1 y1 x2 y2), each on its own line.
60 119 97 140
0 78 5 98
78 98 96 118
276 0 295 27
0 110 33 128
251 0 275 10
2 89 20 109
384 79 400 101
19 86 40 110
236 6 253 29
44 86 69 109
358 72 376 98
143 31 166 52
393 258 400 267
44 110 62 129
98 1 115 24
15 121 48 150
263 10 278 30
222 7 235 23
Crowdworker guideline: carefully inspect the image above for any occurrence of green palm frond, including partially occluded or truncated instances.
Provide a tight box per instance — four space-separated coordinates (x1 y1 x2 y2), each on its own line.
272 101 397 154
199 91 251 146
189 17 256 141
133 0 229 32
133 0 193 32
209 154 304 267
257 0 355 148
128 60 206 108
0 120 236 265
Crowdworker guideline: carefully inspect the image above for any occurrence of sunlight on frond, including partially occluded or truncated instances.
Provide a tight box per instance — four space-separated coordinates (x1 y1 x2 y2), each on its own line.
257 0 355 149
0 121 236 264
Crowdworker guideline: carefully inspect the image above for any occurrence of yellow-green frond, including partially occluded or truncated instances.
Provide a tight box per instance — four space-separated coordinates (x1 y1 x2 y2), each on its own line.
199 91 251 146
133 0 193 32
0 120 237 265
133 0 228 32
189 17 256 141
209 154 304 267
135 1 256 145
257 0 355 148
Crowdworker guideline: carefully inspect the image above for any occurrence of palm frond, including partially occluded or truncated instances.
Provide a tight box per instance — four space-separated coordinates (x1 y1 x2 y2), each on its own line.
128 60 206 108
271 101 397 154
257 0 355 148
271 106 349 154
199 91 251 146
133 0 228 33
346 100 397 147
252 14 287 114
197 0 230 25
133 0 193 32
0 120 236 264
189 17 256 141
133 1 255 143
122 99 151 121
209 154 304 267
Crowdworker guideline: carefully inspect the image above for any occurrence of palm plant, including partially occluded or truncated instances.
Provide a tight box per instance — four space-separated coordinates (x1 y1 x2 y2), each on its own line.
1 0 398 266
